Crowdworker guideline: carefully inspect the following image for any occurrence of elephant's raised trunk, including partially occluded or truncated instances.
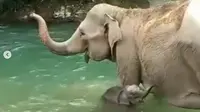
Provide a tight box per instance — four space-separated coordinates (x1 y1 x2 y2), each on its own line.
29 13 87 56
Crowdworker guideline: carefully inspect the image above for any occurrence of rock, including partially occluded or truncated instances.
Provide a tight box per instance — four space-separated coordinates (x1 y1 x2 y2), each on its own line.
0 0 178 24
102 0 150 8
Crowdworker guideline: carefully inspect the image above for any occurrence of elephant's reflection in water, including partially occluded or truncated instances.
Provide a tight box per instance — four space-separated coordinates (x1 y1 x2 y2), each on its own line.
91 85 154 112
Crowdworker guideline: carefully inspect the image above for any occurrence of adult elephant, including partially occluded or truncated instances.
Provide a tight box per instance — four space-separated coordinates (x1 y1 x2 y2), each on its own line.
29 0 200 109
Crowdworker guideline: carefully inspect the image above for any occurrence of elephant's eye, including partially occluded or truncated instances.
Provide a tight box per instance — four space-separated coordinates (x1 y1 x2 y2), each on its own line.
80 31 85 36
79 29 85 37
104 24 108 34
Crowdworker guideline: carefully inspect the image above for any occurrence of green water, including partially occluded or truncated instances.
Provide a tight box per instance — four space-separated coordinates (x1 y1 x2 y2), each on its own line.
0 23 199 112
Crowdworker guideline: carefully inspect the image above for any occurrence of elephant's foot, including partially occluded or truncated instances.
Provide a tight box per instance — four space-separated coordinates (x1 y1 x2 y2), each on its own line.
101 85 154 106
168 92 200 109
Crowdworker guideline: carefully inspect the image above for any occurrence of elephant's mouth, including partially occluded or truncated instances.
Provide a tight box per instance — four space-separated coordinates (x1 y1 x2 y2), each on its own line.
84 50 104 63
84 51 90 63
83 48 112 63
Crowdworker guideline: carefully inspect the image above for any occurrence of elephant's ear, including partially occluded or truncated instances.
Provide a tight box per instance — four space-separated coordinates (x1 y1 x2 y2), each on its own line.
104 13 122 59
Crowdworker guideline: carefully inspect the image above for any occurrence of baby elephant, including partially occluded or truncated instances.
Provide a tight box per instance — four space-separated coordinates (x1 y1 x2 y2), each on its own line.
101 85 154 106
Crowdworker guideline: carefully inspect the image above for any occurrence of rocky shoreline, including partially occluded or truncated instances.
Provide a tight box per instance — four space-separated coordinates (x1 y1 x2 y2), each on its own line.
0 0 175 24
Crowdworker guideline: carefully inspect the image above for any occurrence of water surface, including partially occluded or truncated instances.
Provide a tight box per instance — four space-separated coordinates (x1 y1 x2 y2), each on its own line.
0 23 199 112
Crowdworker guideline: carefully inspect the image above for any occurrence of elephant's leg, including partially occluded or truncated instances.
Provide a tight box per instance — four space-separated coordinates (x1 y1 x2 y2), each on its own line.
115 27 141 87
169 92 200 109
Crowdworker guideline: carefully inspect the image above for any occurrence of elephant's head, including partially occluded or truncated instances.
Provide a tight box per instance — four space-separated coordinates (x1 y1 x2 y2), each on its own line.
30 3 127 63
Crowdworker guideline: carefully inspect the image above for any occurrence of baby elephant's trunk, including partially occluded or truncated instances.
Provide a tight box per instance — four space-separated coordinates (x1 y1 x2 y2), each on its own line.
141 85 155 100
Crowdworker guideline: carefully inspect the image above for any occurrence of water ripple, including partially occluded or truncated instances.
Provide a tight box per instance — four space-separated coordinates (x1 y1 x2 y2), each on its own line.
72 66 86 72
49 100 68 106
9 105 17 108
54 62 63 67
43 74 51 77
9 32 17 35
24 110 31 112
11 46 25 52
97 76 104 79
8 76 18 82
28 95 49 102
28 102 44 106
53 75 58 78
76 62 85 64
0 25 8 29
68 98 93 107
34 84 44 91
0 45 7 49
0 30 4 32
80 76 86 80
64 56 73 59
59 84 67 88
87 84 99 88
29 69 47 74
9 76 18 79
14 42 20 44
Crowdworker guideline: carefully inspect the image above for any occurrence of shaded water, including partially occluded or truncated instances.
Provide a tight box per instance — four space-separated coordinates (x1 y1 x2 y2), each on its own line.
0 23 199 112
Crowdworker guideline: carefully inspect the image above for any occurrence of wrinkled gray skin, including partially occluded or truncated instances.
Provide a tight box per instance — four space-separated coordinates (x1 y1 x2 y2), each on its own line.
101 85 154 106
29 0 200 109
